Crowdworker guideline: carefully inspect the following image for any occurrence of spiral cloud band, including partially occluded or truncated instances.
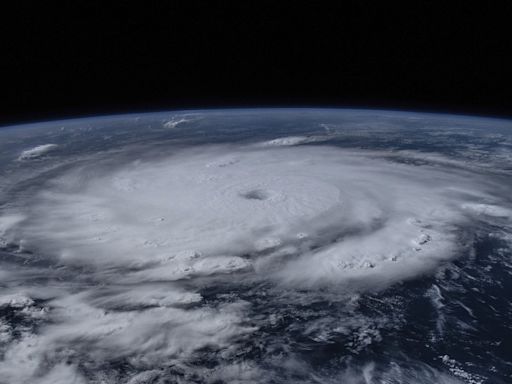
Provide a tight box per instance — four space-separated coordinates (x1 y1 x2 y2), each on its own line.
9 145 492 283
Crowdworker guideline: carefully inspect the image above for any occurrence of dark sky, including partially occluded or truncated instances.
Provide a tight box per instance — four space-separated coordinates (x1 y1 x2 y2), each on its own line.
1 2 511 126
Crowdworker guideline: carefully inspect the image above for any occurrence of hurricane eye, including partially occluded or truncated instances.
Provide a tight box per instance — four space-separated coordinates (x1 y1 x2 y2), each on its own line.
240 189 269 201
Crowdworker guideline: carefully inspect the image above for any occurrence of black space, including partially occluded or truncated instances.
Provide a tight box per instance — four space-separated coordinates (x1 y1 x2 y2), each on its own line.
1 2 511 126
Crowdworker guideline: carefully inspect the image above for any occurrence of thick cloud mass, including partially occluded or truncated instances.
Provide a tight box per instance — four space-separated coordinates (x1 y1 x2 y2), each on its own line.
1 111 511 383
9 145 492 286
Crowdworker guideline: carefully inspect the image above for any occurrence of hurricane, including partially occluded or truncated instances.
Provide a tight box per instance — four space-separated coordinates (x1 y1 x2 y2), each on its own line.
0 109 511 383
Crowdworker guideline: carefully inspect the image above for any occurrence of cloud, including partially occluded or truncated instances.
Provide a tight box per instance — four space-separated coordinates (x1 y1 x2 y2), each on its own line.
1 141 509 382
461 203 512 218
259 136 313 146
163 117 189 128
37 364 87 384
0 292 255 383
162 114 201 129
14 145 500 284
17 144 58 160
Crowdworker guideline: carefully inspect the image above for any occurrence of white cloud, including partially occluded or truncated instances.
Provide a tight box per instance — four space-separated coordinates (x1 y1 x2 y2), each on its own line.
162 114 200 128
0 293 34 308
37 364 87 384
1 142 509 382
258 135 332 147
259 136 312 146
18 144 58 160
8 145 506 285
461 203 512 218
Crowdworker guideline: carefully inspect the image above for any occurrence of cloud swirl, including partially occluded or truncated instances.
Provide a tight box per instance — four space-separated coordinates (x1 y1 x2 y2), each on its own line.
0 135 510 383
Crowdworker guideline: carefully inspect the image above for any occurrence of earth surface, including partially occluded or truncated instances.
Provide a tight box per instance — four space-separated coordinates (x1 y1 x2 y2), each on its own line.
0 108 511 384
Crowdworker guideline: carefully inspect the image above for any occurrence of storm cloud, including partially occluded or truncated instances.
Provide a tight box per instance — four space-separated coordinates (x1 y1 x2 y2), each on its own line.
0 135 510 383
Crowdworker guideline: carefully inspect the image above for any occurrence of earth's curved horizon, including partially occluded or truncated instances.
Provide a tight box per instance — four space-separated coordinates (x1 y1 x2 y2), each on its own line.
0 108 511 383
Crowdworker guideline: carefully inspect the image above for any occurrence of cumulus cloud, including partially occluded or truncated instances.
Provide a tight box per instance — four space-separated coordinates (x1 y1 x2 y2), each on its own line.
0 293 254 383
162 114 200 128
461 203 512 218
163 117 189 128
37 364 87 384
259 136 314 146
17 144 58 160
